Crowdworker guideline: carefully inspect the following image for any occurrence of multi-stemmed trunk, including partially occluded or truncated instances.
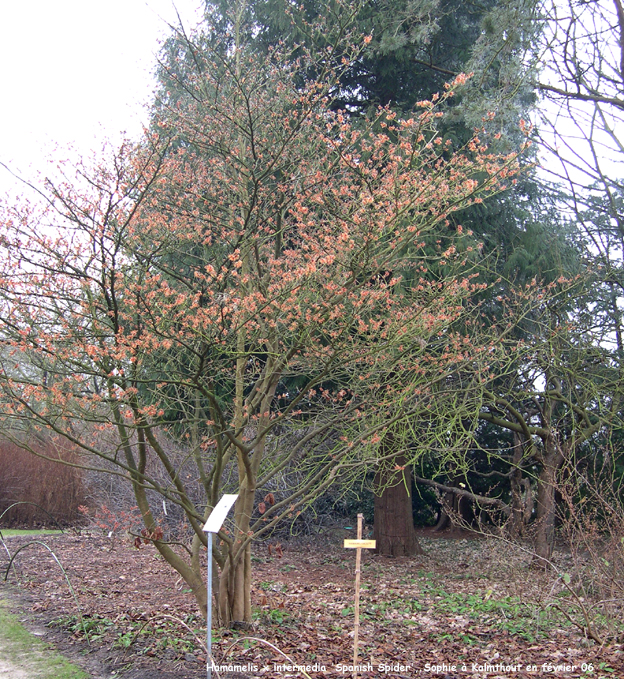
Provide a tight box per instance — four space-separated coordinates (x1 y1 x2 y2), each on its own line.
217 489 254 626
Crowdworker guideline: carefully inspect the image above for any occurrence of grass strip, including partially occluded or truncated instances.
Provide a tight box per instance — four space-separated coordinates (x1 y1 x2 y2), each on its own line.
0 529 64 538
0 597 88 679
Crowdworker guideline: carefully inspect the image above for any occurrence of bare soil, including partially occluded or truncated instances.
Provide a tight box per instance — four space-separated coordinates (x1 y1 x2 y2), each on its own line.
0 527 623 679
0 658 33 679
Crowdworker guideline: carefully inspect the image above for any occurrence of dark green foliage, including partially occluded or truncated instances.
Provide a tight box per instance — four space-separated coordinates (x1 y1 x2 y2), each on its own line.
198 0 533 116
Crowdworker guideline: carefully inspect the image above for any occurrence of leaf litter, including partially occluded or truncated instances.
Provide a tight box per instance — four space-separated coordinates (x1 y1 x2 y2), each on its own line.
0 528 622 678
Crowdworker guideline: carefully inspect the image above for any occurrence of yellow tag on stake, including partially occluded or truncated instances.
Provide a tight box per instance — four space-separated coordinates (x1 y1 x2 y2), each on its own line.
343 539 376 549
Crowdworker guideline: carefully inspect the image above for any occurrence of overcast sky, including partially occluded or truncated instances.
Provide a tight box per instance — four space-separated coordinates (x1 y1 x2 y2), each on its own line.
0 0 204 194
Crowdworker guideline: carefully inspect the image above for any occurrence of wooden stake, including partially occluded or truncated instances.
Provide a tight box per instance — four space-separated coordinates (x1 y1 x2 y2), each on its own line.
353 513 363 679
343 514 375 679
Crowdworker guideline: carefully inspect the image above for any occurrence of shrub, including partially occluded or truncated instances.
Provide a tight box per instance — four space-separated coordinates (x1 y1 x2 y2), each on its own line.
0 439 86 526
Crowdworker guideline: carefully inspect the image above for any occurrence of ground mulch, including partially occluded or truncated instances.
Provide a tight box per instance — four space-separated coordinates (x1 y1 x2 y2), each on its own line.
0 527 622 678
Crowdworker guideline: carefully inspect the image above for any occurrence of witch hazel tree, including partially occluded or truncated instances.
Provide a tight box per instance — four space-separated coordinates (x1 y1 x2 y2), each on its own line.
0 25 524 624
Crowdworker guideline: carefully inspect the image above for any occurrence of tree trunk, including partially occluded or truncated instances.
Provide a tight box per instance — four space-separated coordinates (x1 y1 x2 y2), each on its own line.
433 502 451 531
433 488 455 532
431 471 471 532
522 478 533 526
125 423 209 617
373 455 423 556
534 462 558 565
217 543 252 627
509 432 525 538
534 438 564 566
217 484 255 626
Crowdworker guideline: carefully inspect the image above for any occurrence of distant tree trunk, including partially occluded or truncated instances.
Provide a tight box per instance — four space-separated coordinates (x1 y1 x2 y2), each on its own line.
522 478 533 526
509 432 525 538
431 470 471 532
373 453 423 556
433 488 454 531
533 437 564 566
534 463 557 565
433 501 451 531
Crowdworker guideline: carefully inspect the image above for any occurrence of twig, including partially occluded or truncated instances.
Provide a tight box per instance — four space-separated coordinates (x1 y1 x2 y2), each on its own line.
224 637 313 679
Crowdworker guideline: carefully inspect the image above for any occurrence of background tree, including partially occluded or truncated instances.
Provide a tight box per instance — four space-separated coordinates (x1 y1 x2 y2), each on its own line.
475 0 624 558
404 268 622 564
536 0 624 358
476 278 620 562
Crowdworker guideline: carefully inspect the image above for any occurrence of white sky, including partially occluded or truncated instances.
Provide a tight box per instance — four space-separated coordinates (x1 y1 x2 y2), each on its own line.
0 0 204 194
1 2 617 202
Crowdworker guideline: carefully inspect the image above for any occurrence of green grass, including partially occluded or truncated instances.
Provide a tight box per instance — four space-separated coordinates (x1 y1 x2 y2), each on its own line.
0 600 88 679
417 582 563 642
0 529 64 537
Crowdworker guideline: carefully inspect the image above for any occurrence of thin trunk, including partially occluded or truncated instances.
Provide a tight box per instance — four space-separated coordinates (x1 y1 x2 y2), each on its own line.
534 437 564 566
522 478 533 526
509 432 525 538
534 463 557 564
431 470 471 532
219 383 277 625
433 493 452 532
217 489 254 626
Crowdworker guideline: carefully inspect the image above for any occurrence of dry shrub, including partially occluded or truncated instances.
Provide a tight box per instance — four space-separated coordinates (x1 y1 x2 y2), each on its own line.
0 438 86 526
83 427 204 540
556 453 624 643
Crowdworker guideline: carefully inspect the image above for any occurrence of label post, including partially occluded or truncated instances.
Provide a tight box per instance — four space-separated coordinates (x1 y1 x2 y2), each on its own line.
343 513 375 679
203 493 238 679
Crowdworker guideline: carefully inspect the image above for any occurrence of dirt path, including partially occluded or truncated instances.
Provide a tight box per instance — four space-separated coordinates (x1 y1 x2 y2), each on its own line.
0 588 88 679
0 655 38 679
0 606 46 679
